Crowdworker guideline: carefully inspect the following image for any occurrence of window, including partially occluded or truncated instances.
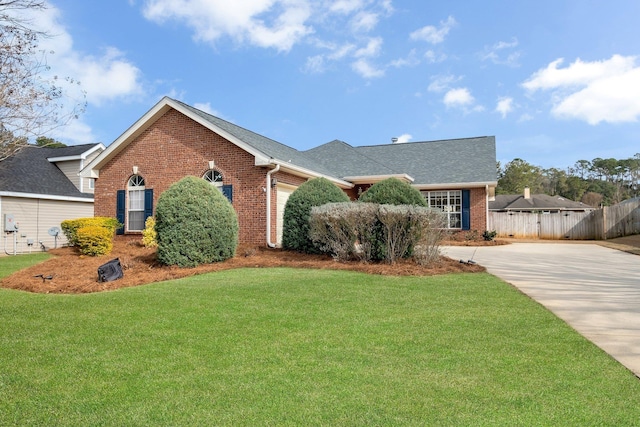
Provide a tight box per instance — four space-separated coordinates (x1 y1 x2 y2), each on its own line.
423 190 462 229
88 178 95 189
203 169 223 188
128 175 145 231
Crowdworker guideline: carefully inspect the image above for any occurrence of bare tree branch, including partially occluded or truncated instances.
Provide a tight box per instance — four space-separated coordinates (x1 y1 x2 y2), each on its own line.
0 0 85 161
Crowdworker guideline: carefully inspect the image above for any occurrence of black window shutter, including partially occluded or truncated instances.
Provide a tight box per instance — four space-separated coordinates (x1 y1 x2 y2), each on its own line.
144 189 154 221
116 190 126 235
461 189 471 230
222 185 233 203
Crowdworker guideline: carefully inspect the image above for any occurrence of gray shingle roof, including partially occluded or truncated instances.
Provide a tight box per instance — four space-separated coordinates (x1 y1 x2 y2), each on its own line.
354 137 497 185
0 144 98 198
304 137 496 185
490 194 593 211
173 99 338 177
173 99 496 186
303 140 396 178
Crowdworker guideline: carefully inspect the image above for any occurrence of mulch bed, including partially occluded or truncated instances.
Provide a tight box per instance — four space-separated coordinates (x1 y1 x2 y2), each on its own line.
1 236 495 294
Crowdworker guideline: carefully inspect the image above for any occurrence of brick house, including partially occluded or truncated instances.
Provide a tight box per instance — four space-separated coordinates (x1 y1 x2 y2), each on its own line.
81 97 497 246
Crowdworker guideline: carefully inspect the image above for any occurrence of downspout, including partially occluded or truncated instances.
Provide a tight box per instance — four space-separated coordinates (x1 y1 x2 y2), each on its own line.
266 164 280 248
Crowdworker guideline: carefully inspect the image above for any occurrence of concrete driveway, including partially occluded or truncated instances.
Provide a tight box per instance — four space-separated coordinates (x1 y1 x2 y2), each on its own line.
443 242 640 377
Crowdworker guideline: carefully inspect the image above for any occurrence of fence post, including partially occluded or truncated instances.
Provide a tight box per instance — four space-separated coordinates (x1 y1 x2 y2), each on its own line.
602 206 607 240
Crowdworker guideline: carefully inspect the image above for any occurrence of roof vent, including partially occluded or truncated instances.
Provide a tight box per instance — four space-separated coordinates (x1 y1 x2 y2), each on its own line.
391 137 398 143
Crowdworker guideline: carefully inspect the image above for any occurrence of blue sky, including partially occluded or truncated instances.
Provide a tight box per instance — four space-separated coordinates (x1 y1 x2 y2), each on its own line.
26 0 640 170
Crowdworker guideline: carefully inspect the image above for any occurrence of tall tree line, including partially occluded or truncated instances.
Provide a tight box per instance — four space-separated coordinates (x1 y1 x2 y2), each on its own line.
497 154 640 206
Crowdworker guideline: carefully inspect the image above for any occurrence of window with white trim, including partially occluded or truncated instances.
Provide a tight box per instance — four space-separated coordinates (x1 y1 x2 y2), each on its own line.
423 190 462 229
203 169 223 190
128 175 145 231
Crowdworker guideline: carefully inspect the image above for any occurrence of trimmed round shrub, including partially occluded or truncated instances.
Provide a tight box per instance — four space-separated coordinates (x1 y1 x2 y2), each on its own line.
282 177 350 253
358 177 427 206
76 225 113 256
155 176 238 267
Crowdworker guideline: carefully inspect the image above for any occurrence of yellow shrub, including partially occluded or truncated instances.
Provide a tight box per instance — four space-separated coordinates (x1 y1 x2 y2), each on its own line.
142 216 157 248
61 217 122 246
76 225 113 256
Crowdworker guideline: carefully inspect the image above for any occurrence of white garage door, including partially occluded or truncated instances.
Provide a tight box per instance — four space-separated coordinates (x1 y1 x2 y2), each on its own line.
276 184 296 246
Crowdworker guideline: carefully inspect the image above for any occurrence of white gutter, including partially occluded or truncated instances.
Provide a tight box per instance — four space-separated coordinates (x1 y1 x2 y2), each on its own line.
266 164 280 248
343 173 414 184
413 181 497 190
0 191 94 203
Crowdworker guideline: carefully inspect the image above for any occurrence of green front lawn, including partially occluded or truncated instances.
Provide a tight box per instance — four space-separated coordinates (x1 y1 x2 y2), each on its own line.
1 262 639 425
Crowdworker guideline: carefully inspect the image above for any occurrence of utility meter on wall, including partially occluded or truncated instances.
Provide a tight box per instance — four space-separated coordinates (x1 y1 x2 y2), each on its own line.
4 214 18 232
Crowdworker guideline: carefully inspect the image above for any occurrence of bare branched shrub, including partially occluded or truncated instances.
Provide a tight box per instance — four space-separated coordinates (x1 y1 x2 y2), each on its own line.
309 203 370 261
310 203 447 265
412 210 448 266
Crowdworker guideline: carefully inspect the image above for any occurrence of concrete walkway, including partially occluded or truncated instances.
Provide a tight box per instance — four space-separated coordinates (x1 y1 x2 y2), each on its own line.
443 243 640 377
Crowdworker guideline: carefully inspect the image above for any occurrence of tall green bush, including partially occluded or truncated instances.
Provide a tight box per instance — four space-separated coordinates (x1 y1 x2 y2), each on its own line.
155 176 238 267
282 177 350 254
358 177 427 206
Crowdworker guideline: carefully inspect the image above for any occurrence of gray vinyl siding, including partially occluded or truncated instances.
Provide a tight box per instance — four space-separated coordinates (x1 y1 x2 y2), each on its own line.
55 160 82 191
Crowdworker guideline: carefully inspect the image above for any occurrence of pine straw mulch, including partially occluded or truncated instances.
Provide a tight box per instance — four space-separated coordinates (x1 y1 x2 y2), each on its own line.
1 236 502 294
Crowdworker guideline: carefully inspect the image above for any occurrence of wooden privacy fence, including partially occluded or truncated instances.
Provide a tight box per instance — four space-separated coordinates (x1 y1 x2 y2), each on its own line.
488 198 640 240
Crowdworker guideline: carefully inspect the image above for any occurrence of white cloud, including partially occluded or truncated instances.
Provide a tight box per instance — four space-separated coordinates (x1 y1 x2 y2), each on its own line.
424 50 447 63
444 88 474 107
143 0 313 52
303 54 327 74
495 97 514 118
523 55 640 124
388 49 419 68
428 74 462 93
409 16 456 44
481 37 520 67
143 0 395 80
350 11 379 32
12 3 143 144
393 133 412 143
330 0 365 15
354 37 383 58
351 58 385 78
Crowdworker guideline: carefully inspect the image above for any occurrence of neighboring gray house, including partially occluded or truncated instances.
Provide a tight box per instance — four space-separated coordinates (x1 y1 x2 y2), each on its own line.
0 143 104 253
490 187 594 213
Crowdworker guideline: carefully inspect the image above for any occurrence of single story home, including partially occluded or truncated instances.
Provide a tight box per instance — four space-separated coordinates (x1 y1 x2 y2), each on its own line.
0 143 104 252
490 187 594 213
81 97 497 247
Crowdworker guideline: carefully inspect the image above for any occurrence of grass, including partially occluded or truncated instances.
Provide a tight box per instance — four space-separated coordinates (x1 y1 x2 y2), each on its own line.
1 258 639 425
0 252 50 278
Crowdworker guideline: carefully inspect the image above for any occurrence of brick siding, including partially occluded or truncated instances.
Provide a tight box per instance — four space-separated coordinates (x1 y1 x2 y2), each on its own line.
95 109 284 246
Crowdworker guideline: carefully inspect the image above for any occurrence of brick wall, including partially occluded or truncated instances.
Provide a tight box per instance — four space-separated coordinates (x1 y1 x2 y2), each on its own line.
469 187 487 232
94 109 277 246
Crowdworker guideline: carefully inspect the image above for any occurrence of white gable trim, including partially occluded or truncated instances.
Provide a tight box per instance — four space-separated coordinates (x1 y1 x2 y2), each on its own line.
48 144 105 163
